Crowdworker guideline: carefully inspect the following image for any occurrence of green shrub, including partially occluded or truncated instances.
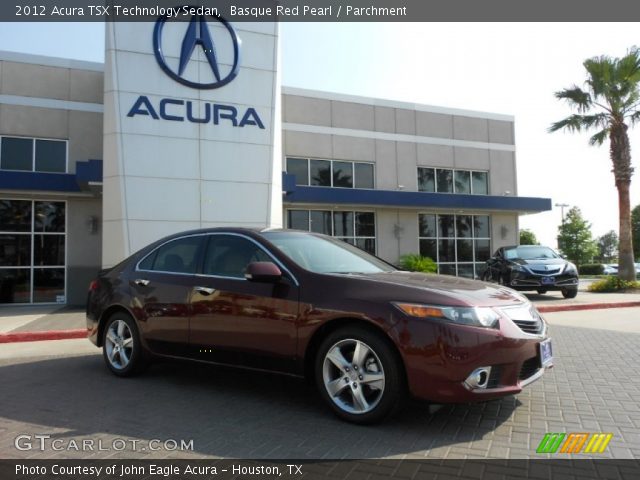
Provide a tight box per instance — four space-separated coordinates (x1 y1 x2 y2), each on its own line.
399 254 437 273
578 263 605 275
587 276 640 292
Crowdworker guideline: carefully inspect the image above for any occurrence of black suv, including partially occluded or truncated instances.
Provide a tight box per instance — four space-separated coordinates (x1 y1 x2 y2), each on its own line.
481 245 579 298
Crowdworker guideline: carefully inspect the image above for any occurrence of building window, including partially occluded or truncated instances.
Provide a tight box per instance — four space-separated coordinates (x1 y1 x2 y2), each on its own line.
418 167 489 195
0 136 67 173
419 213 491 279
286 209 376 254
0 199 66 304
286 157 374 189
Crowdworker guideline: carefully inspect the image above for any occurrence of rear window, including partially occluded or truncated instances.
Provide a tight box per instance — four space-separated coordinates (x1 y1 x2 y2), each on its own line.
138 236 202 274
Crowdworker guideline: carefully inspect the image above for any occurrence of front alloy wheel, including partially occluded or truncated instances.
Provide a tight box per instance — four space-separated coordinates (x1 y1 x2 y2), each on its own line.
316 327 403 424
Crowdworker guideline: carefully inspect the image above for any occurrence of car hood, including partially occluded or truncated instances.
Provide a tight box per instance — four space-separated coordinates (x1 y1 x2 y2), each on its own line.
352 271 528 307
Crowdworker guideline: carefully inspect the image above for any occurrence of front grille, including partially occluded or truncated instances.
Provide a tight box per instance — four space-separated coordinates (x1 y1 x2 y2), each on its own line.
513 318 543 335
486 365 502 388
529 267 562 275
519 357 540 381
501 303 545 335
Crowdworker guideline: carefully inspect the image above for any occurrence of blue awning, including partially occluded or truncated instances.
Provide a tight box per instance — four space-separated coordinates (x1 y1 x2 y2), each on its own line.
282 173 551 213
0 159 102 194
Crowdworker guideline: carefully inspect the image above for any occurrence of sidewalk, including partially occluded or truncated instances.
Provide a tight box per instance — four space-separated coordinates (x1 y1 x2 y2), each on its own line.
0 305 85 343
529 290 640 312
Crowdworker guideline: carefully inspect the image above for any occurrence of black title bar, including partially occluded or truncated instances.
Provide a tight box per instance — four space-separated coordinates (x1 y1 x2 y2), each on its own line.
3 0 640 22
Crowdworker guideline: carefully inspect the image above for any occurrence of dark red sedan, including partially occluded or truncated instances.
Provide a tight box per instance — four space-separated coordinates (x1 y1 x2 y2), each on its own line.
87 228 552 423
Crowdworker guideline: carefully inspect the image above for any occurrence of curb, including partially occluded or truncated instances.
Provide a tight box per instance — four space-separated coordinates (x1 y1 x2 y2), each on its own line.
0 329 86 344
537 301 640 313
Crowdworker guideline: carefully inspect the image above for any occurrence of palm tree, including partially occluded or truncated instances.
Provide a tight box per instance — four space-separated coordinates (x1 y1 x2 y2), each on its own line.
549 47 640 281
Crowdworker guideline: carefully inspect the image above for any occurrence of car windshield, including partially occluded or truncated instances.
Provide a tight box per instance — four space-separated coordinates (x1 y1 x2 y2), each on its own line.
260 231 395 274
504 246 560 260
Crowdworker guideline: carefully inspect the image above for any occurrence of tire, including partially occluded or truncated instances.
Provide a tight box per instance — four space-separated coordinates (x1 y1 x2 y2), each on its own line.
315 326 404 424
102 312 147 377
482 269 496 283
561 288 578 299
536 289 548 294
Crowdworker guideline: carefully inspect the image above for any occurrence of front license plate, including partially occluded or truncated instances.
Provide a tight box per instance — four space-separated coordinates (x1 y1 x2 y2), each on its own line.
539 338 553 367
541 276 556 285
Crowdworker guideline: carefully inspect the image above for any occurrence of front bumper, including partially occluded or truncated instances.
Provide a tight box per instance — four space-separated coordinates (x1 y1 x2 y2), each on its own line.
391 308 552 403
509 271 578 291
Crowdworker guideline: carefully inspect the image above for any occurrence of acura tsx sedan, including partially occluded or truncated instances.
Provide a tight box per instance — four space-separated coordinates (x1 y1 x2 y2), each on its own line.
87 228 552 423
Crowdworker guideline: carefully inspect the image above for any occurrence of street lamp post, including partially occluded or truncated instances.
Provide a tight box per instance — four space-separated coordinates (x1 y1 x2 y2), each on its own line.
555 203 569 226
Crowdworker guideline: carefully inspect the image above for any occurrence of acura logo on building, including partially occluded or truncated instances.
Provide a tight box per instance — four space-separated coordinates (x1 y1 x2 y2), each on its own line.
153 10 241 89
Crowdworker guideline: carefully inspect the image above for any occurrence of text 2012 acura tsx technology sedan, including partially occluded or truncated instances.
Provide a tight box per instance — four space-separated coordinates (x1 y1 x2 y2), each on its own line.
87 228 553 423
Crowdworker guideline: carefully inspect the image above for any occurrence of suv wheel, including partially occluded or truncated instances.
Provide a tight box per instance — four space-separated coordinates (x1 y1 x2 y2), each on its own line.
102 312 146 377
315 326 403 424
561 288 578 299
537 289 548 294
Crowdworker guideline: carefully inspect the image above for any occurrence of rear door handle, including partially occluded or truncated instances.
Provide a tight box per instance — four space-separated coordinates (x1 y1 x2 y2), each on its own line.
195 286 216 296
134 279 150 286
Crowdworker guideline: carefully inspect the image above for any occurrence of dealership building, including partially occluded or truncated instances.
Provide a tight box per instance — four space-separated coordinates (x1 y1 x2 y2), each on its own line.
0 21 550 305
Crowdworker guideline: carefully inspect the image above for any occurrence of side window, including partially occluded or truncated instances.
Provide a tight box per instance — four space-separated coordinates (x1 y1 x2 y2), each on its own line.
140 236 202 274
203 235 271 278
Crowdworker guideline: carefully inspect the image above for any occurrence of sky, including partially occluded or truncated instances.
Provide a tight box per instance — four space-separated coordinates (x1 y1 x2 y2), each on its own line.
0 21 639 248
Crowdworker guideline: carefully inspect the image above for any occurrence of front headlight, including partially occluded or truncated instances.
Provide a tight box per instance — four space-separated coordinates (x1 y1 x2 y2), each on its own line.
510 264 527 273
393 303 500 328
564 262 577 274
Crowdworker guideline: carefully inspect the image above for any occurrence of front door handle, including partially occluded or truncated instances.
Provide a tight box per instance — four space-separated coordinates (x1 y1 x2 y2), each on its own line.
134 279 150 286
194 286 215 296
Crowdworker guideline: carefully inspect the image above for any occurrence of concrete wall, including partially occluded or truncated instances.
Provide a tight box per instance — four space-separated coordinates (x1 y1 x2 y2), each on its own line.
66 197 103 305
102 21 282 267
0 59 104 173
282 90 519 268
282 91 516 196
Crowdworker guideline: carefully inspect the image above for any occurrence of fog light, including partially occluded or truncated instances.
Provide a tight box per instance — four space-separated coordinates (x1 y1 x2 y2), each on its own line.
464 367 491 390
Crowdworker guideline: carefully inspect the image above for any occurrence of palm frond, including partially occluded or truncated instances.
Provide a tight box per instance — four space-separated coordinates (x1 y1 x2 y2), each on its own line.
589 129 609 146
554 86 592 112
584 55 614 98
616 47 640 83
630 110 640 126
548 115 590 133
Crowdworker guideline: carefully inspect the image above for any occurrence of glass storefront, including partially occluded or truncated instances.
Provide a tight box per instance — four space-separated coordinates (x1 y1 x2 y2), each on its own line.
0 199 66 304
286 209 376 254
418 213 491 279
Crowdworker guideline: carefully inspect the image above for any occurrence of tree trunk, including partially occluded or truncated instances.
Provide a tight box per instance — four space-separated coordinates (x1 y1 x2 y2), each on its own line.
610 124 635 281
617 181 635 281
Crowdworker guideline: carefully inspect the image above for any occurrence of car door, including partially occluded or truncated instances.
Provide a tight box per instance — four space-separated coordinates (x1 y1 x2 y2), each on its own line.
188 233 300 373
130 234 205 356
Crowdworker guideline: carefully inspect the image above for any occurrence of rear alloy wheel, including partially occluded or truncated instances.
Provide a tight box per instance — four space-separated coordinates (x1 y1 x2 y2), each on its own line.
315 327 403 424
562 288 578 299
103 313 146 377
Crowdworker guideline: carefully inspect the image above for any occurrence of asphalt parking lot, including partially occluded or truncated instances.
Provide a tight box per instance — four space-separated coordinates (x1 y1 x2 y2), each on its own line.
1 310 639 460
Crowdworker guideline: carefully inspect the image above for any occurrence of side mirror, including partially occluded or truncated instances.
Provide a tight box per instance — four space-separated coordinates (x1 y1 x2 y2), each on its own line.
245 262 282 283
